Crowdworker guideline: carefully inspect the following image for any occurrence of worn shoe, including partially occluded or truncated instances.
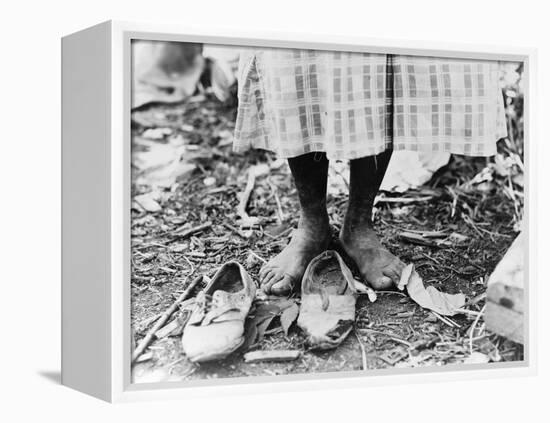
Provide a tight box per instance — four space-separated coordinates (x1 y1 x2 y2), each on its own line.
182 261 256 362
297 250 357 350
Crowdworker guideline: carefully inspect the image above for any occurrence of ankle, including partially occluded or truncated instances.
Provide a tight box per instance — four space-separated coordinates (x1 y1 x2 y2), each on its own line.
343 205 373 231
298 210 330 234
340 213 375 241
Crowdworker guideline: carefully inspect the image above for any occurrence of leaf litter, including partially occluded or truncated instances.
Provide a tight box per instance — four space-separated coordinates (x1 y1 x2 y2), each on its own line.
130 65 525 382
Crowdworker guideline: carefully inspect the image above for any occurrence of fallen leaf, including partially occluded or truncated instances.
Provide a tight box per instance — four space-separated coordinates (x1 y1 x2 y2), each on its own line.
512 173 524 188
142 127 173 140
134 192 162 212
353 280 377 302
280 303 299 335
245 251 262 268
448 232 469 244
135 351 154 363
458 265 478 275
379 346 408 365
154 317 184 338
253 163 270 177
256 316 275 342
241 318 258 350
244 299 299 346
403 265 465 316
398 232 440 247
463 352 490 364
398 263 414 291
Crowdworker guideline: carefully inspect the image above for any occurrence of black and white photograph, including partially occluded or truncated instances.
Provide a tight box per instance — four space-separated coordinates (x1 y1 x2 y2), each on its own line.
8 0 550 418
129 41 525 384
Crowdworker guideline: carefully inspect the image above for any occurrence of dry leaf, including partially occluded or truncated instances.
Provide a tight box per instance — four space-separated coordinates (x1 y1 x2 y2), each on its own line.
403 265 465 316
242 318 258 350
142 127 173 140
243 299 299 346
398 263 414 291
280 303 299 335
463 352 490 364
353 280 377 302
448 232 469 244
256 317 275 342
134 192 162 212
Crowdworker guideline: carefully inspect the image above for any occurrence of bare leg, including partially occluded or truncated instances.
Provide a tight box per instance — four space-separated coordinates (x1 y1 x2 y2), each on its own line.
259 152 331 295
339 150 406 289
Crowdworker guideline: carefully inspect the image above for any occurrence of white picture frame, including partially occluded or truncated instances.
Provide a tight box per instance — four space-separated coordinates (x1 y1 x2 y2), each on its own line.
61 20 537 403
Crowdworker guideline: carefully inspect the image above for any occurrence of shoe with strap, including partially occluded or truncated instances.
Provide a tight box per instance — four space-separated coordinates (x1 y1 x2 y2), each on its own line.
182 261 255 362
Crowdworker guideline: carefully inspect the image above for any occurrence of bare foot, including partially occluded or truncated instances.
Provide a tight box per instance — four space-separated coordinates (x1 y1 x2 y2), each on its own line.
339 225 405 290
259 218 331 295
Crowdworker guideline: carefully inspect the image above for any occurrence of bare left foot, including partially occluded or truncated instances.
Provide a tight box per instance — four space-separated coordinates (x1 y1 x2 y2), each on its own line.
339 225 405 290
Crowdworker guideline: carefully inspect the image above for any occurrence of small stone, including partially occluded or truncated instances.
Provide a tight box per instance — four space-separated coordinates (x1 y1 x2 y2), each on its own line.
203 176 216 187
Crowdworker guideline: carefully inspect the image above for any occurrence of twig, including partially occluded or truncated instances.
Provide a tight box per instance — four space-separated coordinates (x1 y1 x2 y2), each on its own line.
431 311 460 328
332 166 350 190
132 274 204 364
248 250 267 264
466 292 486 307
172 222 212 240
223 222 249 239
354 329 368 370
237 168 257 222
137 312 163 329
469 304 486 354
179 254 195 276
243 350 301 363
375 290 408 297
455 308 482 317
462 214 484 237
359 328 411 347
268 178 286 223
262 227 293 240
376 195 434 204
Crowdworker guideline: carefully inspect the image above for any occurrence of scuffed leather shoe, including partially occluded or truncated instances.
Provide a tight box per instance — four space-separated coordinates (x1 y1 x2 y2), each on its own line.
182 262 255 362
297 250 357 350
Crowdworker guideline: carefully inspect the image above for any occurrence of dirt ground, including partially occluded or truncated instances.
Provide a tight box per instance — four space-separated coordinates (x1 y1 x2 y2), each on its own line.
130 92 524 384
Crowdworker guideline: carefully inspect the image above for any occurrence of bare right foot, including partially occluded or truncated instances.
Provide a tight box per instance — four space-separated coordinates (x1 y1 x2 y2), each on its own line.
259 218 331 295
339 224 405 290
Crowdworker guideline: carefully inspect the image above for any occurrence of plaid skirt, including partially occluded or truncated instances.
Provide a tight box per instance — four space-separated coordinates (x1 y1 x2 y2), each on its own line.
234 48 507 160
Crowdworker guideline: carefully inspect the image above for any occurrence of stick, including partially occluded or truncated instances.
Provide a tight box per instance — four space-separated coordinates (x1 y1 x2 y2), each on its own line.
455 308 482 317
268 178 286 223
354 330 368 370
237 168 256 222
430 311 460 328
243 350 301 363
466 292 486 307
223 222 249 239
137 312 163 329
172 222 212 239
248 250 267 264
469 304 486 355
132 274 203 364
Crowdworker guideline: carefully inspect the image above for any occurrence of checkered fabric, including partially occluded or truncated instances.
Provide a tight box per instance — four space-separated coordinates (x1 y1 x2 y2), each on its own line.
234 48 507 160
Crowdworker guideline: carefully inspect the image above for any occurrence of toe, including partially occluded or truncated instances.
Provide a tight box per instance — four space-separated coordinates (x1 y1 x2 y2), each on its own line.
270 275 293 296
260 268 274 284
363 267 394 290
262 271 283 294
395 258 406 273
382 265 401 282
371 275 393 290
259 265 271 280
